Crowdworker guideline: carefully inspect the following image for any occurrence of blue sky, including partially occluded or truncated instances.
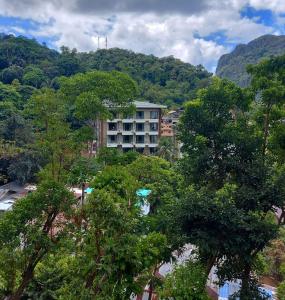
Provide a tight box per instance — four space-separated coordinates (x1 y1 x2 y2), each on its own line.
0 0 284 72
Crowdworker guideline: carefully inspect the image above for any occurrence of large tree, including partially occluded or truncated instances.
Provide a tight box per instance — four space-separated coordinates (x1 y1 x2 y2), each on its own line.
176 77 282 298
0 180 75 300
59 70 137 153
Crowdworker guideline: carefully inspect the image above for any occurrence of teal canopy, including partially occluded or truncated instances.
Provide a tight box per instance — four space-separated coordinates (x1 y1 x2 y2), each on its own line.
84 187 94 194
136 188 151 198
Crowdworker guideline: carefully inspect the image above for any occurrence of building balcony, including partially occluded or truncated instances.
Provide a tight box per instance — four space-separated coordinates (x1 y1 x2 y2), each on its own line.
122 119 135 123
122 143 134 148
107 143 118 148
122 131 134 135
134 143 146 148
107 130 123 135
148 143 159 147
135 131 146 135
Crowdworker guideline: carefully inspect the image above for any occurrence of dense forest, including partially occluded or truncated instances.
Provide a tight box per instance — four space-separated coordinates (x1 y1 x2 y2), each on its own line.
0 33 211 185
0 34 211 106
1 33 285 299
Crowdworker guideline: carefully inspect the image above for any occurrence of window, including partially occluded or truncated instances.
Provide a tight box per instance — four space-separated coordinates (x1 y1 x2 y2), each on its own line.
150 123 158 131
150 147 157 154
123 135 133 143
136 111 144 119
123 113 133 119
108 135 117 143
108 122 117 131
136 148 144 153
150 111 158 119
123 123 133 131
150 135 158 143
136 123 144 132
136 135 144 144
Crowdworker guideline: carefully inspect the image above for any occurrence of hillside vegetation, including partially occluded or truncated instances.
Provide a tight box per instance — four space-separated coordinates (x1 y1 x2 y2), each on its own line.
0 34 211 107
216 34 285 87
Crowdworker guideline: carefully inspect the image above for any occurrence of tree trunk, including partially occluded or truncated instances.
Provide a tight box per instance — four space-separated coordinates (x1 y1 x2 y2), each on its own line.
262 105 271 158
206 255 216 276
7 263 35 300
240 264 251 300
81 183 85 207
7 211 58 300
148 280 153 300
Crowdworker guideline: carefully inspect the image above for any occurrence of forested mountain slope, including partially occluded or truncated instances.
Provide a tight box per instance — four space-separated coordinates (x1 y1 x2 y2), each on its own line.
0 34 211 184
0 34 212 106
216 34 285 87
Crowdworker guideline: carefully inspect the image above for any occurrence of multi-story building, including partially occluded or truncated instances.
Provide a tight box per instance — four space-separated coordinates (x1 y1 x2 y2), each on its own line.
161 109 184 158
98 101 166 154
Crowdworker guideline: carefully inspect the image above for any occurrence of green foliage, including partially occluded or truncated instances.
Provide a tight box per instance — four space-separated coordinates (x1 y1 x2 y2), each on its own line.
277 280 285 300
7 149 43 184
79 48 212 106
157 136 177 163
96 147 139 166
60 70 138 108
178 77 254 188
23 66 47 88
0 180 76 298
159 260 209 300
0 81 22 107
177 76 283 297
57 46 81 76
0 65 23 84
0 35 59 68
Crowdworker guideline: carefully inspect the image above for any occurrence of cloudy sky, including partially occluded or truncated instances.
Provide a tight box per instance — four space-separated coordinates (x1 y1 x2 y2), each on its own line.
0 0 284 71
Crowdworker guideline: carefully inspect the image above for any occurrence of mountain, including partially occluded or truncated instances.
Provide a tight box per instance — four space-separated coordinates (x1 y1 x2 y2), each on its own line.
0 34 212 107
78 48 212 106
216 34 285 87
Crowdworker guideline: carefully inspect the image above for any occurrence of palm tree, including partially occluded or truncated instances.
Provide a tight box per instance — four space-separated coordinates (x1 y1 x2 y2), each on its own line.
156 136 176 163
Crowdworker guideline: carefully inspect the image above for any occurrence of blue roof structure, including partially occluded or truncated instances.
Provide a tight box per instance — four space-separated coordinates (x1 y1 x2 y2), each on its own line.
136 188 151 215
218 282 274 299
84 187 94 194
136 188 151 198
219 283 231 299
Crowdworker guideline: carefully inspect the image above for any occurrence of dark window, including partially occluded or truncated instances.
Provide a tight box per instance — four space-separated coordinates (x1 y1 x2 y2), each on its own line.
150 147 157 154
150 111 158 119
123 135 133 143
136 111 144 119
123 123 133 131
108 122 117 131
150 123 158 131
136 123 144 132
136 135 144 144
136 148 144 153
108 135 117 143
150 135 158 143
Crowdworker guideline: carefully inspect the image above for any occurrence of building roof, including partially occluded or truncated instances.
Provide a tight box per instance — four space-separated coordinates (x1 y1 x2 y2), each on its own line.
133 101 166 109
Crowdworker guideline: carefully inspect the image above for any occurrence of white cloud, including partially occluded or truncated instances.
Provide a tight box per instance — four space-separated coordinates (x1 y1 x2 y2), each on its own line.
0 0 280 70
248 0 285 13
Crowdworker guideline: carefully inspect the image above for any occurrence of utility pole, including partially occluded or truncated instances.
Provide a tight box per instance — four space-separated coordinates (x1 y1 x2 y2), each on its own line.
105 36 108 49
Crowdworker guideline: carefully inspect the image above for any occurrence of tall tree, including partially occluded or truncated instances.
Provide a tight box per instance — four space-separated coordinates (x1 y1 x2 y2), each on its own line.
0 180 75 300
176 77 282 298
59 71 137 153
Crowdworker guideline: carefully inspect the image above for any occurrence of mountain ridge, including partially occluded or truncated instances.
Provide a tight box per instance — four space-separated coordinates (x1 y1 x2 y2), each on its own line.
0 34 211 107
216 34 285 87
